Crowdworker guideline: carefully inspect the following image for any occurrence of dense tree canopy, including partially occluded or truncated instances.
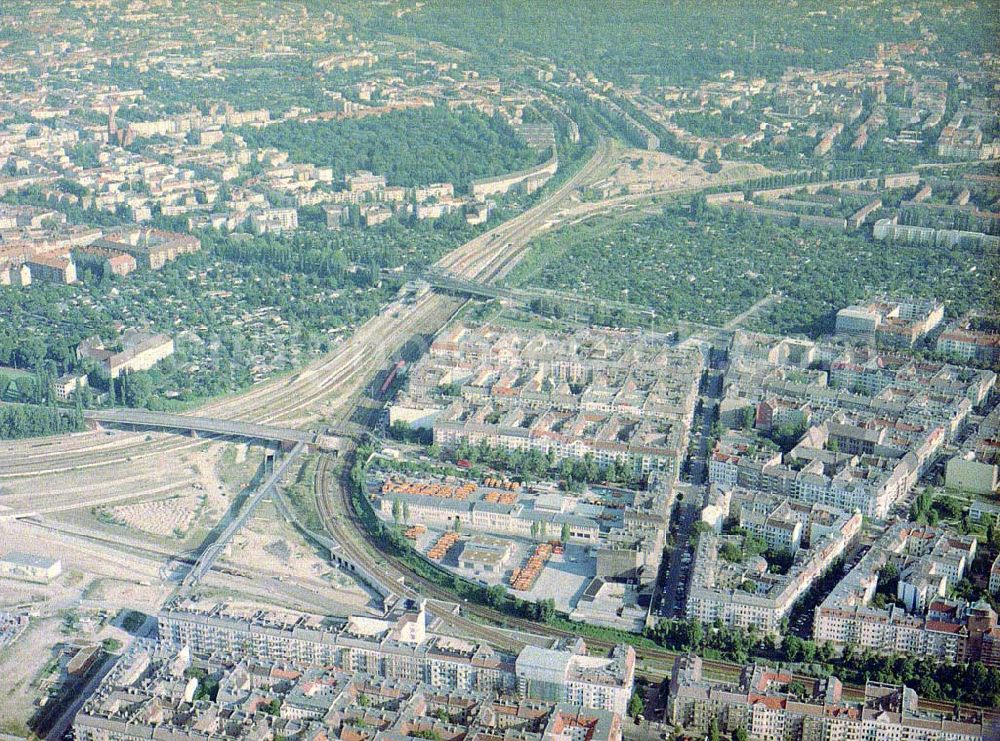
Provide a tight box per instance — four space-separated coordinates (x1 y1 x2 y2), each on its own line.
238 107 542 190
507 206 995 337
647 617 1000 707
0 402 83 439
362 1 999 85
0 196 498 410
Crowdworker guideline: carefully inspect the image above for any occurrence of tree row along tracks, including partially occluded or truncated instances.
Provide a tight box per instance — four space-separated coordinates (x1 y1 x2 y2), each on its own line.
8 134 998 721
0 292 455 484
315 447 738 678
201 138 613 427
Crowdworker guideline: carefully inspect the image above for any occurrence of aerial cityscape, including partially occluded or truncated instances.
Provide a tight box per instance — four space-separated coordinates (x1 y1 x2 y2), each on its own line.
0 1 998 739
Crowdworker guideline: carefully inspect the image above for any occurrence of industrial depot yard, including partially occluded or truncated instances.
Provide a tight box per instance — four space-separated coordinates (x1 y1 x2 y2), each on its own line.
369 466 665 633
411 525 597 613
0 437 381 608
0 109 614 735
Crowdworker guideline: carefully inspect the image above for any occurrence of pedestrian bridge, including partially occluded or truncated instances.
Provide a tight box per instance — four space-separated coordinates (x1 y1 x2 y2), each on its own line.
183 441 306 588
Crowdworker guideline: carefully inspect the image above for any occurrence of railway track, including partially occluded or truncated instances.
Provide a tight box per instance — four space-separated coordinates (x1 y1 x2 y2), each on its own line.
439 137 614 285
312 453 527 652
199 141 613 429
313 447 735 673
0 295 455 487
7 135 994 720
4 140 612 488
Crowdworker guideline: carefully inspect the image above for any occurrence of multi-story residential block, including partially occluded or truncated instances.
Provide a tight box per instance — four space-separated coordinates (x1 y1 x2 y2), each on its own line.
0 262 31 286
873 216 1000 251
710 416 943 520
515 642 635 717
433 402 689 477
324 203 350 230
936 317 1000 366
250 207 298 235
937 121 1000 160
667 655 990 741
471 150 558 198
116 105 270 141
77 329 174 378
835 296 944 347
732 362 983 449
414 182 455 201
698 485 733 532
94 227 200 270
361 203 393 227
684 506 861 634
882 172 921 188
394 323 701 479
829 349 994 405
511 122 558 150
717 340 993 520
708 432 783 491
344 169 387 193
25 253 76 284
50 372 87 402
158 597 635 714
732 490 848 555
946 450 999 495
75 648 624 741
160 597 515 695
814 523 987 663
74 246 138 277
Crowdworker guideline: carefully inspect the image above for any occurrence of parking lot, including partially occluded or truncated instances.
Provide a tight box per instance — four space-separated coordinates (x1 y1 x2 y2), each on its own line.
656 497 700 619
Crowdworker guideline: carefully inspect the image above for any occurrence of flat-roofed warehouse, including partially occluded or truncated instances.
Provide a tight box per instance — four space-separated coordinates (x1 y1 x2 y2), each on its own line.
0 551 62 583
459 534 514 574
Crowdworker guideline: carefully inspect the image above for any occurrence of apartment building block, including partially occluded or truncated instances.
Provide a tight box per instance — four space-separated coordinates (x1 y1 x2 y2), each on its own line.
95 227 201 270
77 329 174 378
936 317 1000 366
515 643 635 717
814 524 989 663
829 349 994 405
158 597 635 715
250 207 298 235
75 648 624 741
51 372 87 402
685 507 860 634
667 655 989 741
398 323 701 479
25 253 77 284
835 297 945 348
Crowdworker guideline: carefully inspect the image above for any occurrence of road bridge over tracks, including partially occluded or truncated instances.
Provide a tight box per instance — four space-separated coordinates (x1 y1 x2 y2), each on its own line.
83 409 321 449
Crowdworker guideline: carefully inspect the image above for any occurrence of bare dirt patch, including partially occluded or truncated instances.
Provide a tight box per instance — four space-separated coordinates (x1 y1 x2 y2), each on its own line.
600 148 775 195
0 616 63 734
